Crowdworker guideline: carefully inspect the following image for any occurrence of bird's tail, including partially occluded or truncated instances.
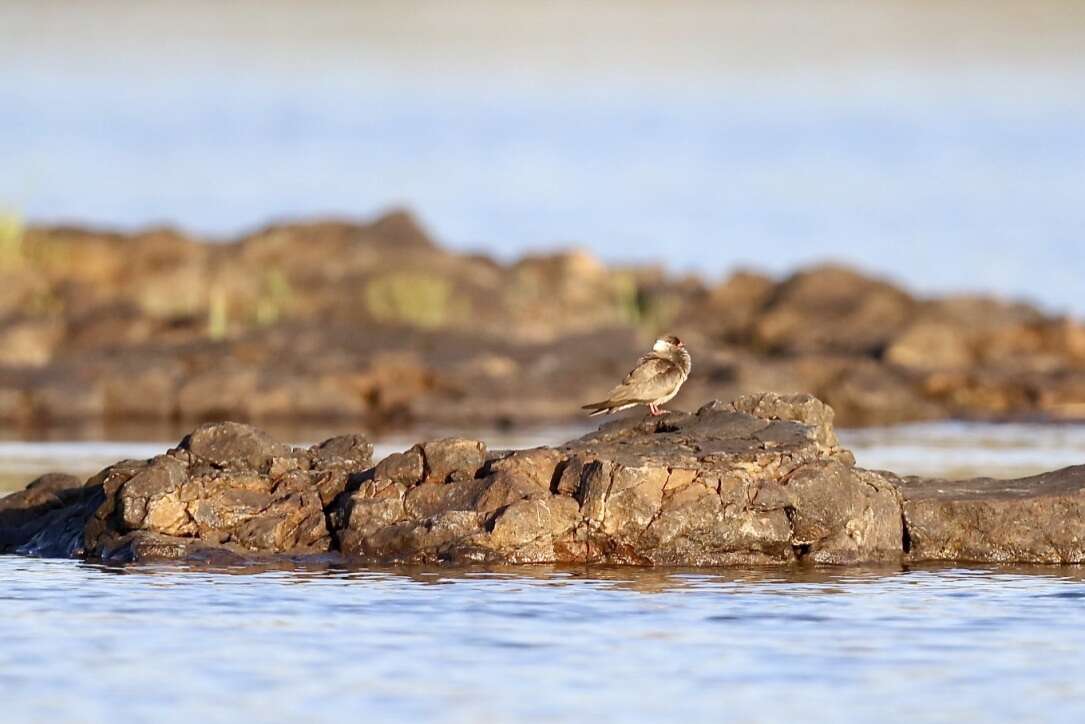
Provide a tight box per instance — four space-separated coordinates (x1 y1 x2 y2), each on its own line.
581 401 611 417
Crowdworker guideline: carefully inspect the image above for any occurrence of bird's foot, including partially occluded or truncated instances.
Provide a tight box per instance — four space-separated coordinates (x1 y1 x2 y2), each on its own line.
649 405 666 416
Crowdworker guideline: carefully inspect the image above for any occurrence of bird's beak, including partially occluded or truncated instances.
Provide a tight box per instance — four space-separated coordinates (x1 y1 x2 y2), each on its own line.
677 342 685 348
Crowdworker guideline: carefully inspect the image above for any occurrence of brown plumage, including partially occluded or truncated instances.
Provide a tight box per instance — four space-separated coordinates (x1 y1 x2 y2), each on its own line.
582 335 692 417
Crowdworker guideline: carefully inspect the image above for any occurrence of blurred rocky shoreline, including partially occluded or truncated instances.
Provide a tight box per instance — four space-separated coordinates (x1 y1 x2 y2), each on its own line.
1 209 1083 431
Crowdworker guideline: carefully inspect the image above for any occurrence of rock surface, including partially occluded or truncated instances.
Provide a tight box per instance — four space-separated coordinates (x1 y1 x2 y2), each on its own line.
3 393 1082 567
899 467 1085 564
0 211 1083 430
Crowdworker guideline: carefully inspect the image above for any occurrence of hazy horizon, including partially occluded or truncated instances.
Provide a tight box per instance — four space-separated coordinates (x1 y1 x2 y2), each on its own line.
3 1 1084 311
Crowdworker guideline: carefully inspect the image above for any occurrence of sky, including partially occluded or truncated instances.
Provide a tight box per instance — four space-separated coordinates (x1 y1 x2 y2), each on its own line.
2 0 1084 311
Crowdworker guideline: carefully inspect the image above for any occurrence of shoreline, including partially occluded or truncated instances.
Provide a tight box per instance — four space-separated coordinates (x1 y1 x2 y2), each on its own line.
0 209 1082 432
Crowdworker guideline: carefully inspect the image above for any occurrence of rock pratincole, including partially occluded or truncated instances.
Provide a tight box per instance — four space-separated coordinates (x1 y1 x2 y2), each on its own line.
581 334 692 417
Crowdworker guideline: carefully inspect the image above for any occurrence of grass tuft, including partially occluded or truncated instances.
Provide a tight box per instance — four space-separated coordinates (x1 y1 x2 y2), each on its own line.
0 212 24 269
365 271 454 328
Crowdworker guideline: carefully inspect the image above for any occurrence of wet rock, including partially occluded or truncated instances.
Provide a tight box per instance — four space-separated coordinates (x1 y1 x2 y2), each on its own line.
0 473 85 551
899 466 1085 564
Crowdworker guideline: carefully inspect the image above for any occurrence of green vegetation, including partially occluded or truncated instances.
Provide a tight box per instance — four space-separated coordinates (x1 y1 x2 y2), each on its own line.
612 272 680 334
254 267 294 326
0 212 24 269
207 285 229 340
612 272 641 325
365 271 456 328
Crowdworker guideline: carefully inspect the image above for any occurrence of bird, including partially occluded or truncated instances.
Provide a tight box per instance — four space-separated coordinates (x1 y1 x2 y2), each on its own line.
582 335 692 417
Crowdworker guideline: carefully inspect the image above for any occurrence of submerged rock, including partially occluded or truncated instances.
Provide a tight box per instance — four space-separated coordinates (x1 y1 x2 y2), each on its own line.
2 394 1084 566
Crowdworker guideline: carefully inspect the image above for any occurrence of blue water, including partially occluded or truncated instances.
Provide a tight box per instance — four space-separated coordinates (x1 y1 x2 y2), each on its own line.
2 3 1085 312
2 559 1085 723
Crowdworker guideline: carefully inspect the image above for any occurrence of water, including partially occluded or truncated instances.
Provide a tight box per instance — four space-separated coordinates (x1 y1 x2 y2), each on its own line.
2 559 1085 723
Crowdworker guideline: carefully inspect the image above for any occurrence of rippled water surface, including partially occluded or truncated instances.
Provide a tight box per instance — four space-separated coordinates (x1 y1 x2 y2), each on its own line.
2 560 1085 723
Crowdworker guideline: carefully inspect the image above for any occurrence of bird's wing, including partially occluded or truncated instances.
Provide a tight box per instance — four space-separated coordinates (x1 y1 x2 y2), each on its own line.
606 356 682 403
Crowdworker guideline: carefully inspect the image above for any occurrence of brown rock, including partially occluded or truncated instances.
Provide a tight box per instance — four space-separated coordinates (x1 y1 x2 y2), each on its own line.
885 321 974 372
900 466 1085 563
489 497 580 563
27 374 107 421
175 365 259 421
729 391 840 449
487 447 564 492
773 462 903 564
308 434 374 470
753 265 915 355
0 473 85 551
689 270 776 343
6 393 1085 567
91 457 330 558
372 448 425 486
0 317 64 367
472 471 549 515
6 209 1085 431
419 438 486 483
178 421 292 471
404 479 490 519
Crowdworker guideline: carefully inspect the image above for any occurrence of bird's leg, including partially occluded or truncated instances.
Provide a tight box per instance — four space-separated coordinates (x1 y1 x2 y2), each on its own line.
649 403 664 416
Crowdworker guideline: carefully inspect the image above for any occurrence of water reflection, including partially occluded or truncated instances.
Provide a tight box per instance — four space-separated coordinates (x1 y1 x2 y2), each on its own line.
74 558 1085 591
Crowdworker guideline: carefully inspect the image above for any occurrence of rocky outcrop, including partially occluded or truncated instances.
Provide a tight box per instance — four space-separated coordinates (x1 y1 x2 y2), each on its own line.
898 467 1085 564
9 422 372 562
0 211 1082 430
0 472 88 554
329 393 902 566
5 393 1081 567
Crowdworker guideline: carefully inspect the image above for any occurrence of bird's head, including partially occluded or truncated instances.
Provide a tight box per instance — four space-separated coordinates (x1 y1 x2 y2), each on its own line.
653 334 685 353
